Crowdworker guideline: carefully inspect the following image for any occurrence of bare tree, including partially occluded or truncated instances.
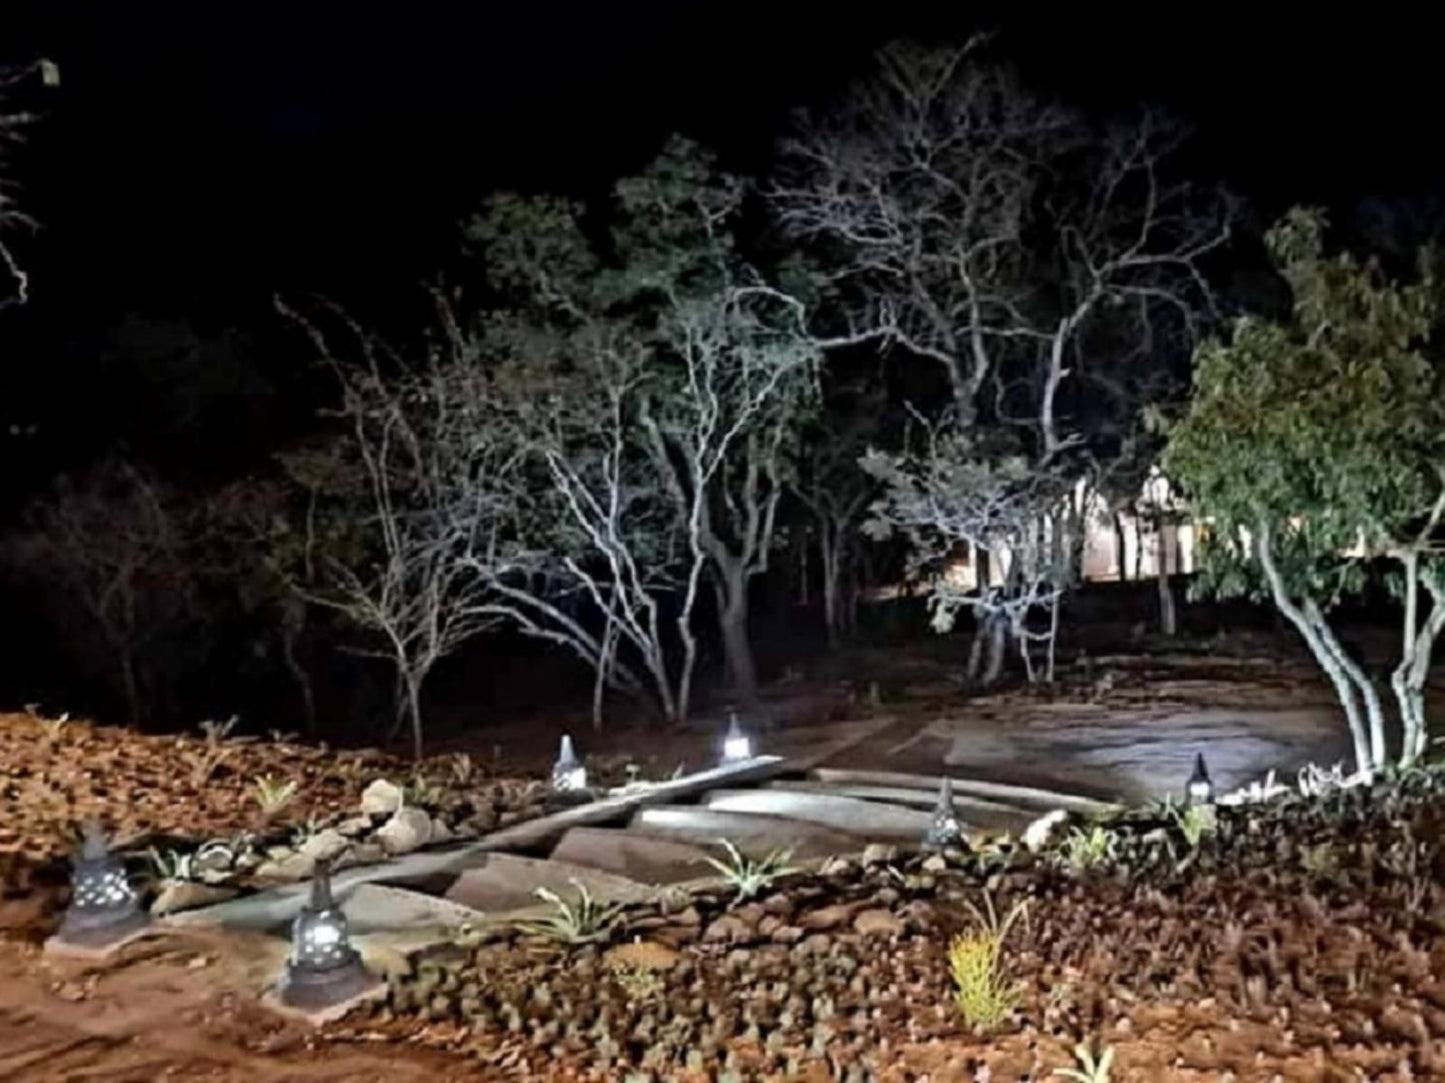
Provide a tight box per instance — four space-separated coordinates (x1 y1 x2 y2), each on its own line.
277 299 512 759
11 457 198 724
773 38 1231 680
1 60 56 310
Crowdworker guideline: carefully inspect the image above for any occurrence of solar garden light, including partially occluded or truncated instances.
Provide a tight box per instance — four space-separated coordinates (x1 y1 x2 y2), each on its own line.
45 819 150 956
552 733 587 792
1186 752 1215 806
923 777 964 850
271 858 382 1020
721 709 753 764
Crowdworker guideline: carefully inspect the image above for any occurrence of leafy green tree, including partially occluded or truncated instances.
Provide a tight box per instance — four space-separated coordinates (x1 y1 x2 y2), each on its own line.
1165 209 1445 772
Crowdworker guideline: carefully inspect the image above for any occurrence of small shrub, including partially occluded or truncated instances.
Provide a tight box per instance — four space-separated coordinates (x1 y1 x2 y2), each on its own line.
515 880 626 944
405 772 446 807
198 716 239 746
448 753 476 786
1058 824 1117 871
147 846 194 882
1171 804 1210 850
948 892 1028 1033
703 838 797 902
252 775 299 820
1053 1040 1115 1082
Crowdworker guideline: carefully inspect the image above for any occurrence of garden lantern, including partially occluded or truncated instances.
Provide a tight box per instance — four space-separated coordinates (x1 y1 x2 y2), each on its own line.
924 777 964 849
721 710 753 764
552 733 587 792
275 858 380 1012
49 820 149 954
1186 752 1214 806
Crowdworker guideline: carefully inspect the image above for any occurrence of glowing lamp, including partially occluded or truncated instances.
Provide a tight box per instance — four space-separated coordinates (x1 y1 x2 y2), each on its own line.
275 859 380 1011
721 711 752 763
1186 753 1214 806
552 734 587 792
923 777 964 849
51 820 149 952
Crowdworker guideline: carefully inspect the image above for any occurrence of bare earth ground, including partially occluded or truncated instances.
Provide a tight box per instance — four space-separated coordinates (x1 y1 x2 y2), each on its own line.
2 630 1443 1080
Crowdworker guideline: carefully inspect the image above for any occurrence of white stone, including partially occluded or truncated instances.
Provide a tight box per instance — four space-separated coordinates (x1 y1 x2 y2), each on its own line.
360 778 405 816
151 880 239 916
297 828 351 864
376 807 432 855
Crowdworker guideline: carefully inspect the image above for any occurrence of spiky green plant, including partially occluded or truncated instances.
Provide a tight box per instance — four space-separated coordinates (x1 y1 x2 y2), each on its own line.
702 838 798 901
947 892 1028 1033
1171 804 1210 850
251 775 299 819
515 880 626 944
1059 824 1118 871
405 772 446 807
198 716 238 746
1054 1040 1115 1082
147 846 194 882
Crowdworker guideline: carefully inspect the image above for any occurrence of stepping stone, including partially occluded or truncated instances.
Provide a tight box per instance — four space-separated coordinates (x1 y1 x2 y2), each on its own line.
341 883 483 935
548 827 718 884
703 789 933 841
632 806 858 858
759 780 1034 829
809 768 1118 816
444 853 652 915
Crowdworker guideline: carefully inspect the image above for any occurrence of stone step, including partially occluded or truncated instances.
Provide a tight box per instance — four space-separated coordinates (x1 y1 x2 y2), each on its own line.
547 827 719 884
758 779 1033 828
809 768 1118 816
444 852 653 914
702 788 934 842
631 806 859 857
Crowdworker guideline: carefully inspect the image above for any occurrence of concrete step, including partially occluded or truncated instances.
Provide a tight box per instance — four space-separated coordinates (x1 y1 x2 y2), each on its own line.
758 779 1034 829
702 788 933 842
630 805 859 857
547 826 719 884
444 852 653 914
809 768 1118 816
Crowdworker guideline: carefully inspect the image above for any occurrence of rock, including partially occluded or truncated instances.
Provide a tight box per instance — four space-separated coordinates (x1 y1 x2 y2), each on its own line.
769 924 805 945
799 902 865 931
430 818 454 843
360 778 405 816
921 853 948 873
703 914 753 943
253 851 316 883
798 933 833 956
336 815 374 837
550 827 719 883
901 900 937 931
1022 809 1069 853
337 842 386 870
151 880 239 916
297 828 350 865
852 908 904 938
376 807 433 855
603 939 681 972
861 843 898 868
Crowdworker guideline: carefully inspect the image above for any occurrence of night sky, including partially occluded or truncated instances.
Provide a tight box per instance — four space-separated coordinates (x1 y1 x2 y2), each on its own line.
2 4 1443 477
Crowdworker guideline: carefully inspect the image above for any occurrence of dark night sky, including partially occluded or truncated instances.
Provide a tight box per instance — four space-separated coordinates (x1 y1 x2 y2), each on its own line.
2 4 1443 465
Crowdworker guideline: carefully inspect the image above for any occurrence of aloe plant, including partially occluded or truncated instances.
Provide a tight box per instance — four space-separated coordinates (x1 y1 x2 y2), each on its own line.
1054 1040 1115 1082
251 774 299 819
515 880 626 944
703 838 798 901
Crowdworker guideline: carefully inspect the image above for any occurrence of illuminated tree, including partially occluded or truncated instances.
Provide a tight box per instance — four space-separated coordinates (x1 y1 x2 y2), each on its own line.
773 37 1230 681
1166 209 1445 772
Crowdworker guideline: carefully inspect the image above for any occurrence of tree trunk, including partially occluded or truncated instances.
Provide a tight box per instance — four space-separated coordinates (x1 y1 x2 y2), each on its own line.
1390 562 1445 766
1255 522 1374 774
820 523 845 650
1157 531 1178 637
119 650 142 727
981 614 1007 687
401 670 424 761
278 600 316 735
716 566 759 706
1114 512 1129 581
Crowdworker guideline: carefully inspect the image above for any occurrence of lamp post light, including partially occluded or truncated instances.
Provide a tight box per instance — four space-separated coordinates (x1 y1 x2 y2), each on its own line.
721 710 753 764
552 734 587 792
1186 752 1215 807
46 820 150 957
270 858 382 1021
923 777 964 850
